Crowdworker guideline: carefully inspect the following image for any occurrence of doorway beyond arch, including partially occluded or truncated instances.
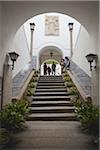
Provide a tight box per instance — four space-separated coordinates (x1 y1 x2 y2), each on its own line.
41 59 61 76
39 45 63 67
39 46 63 75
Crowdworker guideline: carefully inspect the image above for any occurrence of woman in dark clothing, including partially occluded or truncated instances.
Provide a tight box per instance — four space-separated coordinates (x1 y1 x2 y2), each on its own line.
65 57 70 70
47 66 51 75
52 62 56 75
60 58 65 73
43 63 47 75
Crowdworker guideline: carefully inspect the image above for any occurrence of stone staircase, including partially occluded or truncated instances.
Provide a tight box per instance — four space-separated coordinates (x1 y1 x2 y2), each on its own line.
28 75 77 121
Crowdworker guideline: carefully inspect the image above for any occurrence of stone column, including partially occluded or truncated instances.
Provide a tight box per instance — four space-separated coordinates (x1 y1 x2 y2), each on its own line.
1 54 12 109
30 23 35 61
91 66 99 105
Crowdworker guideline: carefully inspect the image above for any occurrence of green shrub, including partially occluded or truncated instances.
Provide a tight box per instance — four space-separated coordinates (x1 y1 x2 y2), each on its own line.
7 100 30 119
63 72 69 77
65 81 75 87
0 128 11 148
26 88 34 96
0 100 30 132
68 87 78 95
28 82 35 88
63 76 72 82
74 100 99 137
33 70 39 77
31 77 37 82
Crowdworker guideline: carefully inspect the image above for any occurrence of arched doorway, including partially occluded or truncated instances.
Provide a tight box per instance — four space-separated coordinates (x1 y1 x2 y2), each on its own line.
41 59 61 76
39 46 63 75
39 46 63 66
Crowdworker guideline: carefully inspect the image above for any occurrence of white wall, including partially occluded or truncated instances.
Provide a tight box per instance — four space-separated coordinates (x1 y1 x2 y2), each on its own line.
24 13 80 59
72 26 92 77
11 26 30 77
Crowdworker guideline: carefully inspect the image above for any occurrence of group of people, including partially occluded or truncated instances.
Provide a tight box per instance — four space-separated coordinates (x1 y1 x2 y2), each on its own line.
44 62 56 76
43 56 70 76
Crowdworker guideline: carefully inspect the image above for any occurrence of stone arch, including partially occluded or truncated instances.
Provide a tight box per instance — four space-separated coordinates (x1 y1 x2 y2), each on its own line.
2 1 97 54
3 1 96 36
39 46 63 67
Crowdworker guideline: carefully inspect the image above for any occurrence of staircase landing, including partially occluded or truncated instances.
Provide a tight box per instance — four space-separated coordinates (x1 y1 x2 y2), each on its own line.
9 121 98 150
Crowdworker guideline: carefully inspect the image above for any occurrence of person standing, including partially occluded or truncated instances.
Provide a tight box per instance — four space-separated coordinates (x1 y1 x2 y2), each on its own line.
47 66 51 75
65 57 70 70
43 63 47 75
60 58 65 73
52 62 56 75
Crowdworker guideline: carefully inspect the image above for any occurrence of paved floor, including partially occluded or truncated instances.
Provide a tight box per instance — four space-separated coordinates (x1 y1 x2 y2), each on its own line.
7 121 98 150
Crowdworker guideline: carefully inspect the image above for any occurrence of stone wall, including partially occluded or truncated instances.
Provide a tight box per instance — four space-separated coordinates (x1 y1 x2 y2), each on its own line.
12 65 32 98
70 61 91 97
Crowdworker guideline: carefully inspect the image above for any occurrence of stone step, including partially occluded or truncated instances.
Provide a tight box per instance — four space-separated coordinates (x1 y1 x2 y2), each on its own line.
40 75 62 78
35 88 67 92
36 85 66 89
34 92 69 96
31 100 73 107
37 82 65 86
32 96 71 101
30 106 75 113
38 80 64 83
27 113 77 121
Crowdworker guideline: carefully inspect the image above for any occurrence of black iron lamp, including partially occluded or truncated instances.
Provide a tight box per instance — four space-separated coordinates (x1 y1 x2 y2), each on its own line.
30 23 35 30
50 51 53 57
68 23 74 31
85 53 97 71
8 51 19 69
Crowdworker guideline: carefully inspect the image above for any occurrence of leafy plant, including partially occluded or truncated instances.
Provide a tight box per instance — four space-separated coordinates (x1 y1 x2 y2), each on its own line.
63 71 69 77
0 100 30 132
31 77 37 82
68 87 78 95
0 128 11 148
65 81 75 87
74 100 99 137
26 88 34 96
33 70 39 77
7 100 30 119
63 76 72 82
28 82 35 88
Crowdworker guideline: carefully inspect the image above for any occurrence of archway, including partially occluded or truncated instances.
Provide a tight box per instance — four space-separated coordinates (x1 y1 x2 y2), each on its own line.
39 46 63 75
41 59 61 76
39 46 63 66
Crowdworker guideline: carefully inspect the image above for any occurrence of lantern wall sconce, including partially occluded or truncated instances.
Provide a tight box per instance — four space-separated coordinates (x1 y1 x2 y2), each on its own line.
50 51 53 57
30 23 35 30
85 53 98 71
68 22 74 31
8 51 19 70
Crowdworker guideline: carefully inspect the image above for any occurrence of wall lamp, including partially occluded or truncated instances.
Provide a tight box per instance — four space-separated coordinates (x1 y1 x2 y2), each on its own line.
8 51 19 69
50 51 53 57
85 53 98 71
30 22 35 30
68 23 74 31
